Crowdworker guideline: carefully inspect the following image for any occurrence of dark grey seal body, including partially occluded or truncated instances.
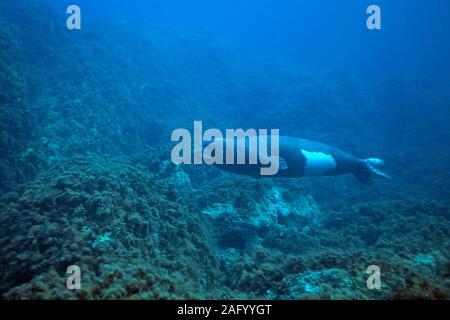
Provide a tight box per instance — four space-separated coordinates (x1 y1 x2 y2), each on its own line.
209 136 390 183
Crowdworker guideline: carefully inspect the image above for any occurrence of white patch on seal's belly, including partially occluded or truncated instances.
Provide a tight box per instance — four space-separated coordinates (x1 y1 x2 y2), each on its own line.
301 150 337 176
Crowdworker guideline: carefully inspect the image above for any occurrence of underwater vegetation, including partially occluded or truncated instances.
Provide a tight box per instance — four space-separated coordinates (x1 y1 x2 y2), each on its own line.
0 0 449 299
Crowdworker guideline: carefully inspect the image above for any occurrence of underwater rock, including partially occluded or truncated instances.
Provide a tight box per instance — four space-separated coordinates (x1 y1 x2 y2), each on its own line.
201 185 320 252
283 268 355 299
0 156 219 299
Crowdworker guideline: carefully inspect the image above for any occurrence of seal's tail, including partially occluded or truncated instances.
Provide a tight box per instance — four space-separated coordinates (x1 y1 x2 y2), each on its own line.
354 158 391 184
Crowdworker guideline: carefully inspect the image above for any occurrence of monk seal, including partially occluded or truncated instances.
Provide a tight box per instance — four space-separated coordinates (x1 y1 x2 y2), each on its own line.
201 136 390 184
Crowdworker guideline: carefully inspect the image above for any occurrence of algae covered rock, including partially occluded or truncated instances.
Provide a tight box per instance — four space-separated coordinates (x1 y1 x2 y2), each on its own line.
0 155 219 299
201 184 320 251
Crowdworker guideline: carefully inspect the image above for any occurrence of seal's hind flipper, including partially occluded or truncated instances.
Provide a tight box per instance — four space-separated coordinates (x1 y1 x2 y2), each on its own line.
365 158 391 179
354 158 390 184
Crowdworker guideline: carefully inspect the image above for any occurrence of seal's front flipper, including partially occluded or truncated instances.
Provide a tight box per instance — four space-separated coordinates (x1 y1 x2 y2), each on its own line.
354 158 391 184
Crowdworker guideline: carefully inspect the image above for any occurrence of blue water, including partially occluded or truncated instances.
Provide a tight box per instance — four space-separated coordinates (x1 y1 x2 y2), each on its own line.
47 0 450 77
0 0 448 299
